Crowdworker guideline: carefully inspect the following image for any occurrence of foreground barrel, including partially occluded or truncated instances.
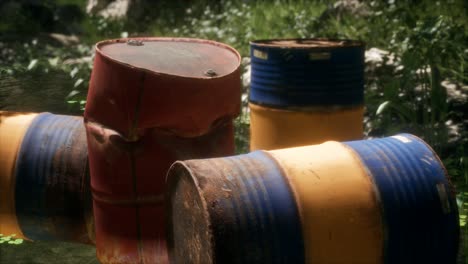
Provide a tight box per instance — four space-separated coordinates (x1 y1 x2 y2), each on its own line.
85 37 241 263
167 134 459 264
0 112 93 244
249 38 365 150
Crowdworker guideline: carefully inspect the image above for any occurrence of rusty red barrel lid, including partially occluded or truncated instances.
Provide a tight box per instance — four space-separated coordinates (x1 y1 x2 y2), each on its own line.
85 37 242 139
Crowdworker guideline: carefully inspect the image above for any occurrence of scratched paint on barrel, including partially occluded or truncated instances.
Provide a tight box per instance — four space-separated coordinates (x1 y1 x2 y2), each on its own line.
85 37 241 263
14 113 93 244
249 38 365 107
86 120 235 263
167 134 460 264
166 152 305 264
0 111 38 238
270 141 383 263
85 37 241 138
344 134 459 264
249 103 363 150
99 41 239 79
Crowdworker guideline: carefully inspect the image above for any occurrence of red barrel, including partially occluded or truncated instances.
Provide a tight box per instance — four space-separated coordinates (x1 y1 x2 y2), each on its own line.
84 37 241 263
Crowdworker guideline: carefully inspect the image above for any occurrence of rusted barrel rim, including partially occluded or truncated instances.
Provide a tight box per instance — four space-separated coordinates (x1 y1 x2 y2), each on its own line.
250 38 365 49
165 161 215 262
95 37 242 80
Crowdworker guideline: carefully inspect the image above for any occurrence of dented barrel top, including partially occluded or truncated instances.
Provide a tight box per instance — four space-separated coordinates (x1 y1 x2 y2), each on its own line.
86 37 242 137
250 38 364 49
96 37 241 78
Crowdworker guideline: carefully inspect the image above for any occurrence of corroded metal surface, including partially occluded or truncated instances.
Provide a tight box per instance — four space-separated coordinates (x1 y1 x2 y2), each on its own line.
85 37 241 263
99 39 240 79
166 152 304 264
86 121 234 263
14 113 93 244
85 37 241 139
167 134 459 264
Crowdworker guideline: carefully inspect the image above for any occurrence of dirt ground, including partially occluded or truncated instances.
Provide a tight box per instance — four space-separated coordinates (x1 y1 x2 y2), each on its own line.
0 241 99 264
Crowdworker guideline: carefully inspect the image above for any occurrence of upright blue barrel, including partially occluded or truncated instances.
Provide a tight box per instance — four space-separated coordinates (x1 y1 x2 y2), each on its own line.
249 38 365 150
14 113 94 244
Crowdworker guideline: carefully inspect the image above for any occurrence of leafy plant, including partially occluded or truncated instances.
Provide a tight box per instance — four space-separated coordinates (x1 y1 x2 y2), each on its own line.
363 1 467 179
0 234 24 245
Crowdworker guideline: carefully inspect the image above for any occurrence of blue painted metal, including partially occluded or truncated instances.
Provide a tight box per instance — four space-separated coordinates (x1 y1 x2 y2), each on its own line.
167 151 304 263
14 113 93 243
344 134 459 264
250 38 365 107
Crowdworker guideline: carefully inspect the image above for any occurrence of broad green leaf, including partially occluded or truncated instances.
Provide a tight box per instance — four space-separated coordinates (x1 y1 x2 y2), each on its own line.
48 57 59 67
27 59 38 70
70 67 79 78
74 78 84 88
376 101 391 115
67 90 80 98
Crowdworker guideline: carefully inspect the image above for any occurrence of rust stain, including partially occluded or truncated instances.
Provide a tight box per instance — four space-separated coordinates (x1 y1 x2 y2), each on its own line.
92 191 164 206
129 72 146 142
308 169 321 180
128 70 147 264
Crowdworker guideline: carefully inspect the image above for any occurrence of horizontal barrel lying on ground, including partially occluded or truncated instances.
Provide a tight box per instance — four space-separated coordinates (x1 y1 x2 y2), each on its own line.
0 112 93 244
84 37 241 264
249 38 365 150
166 133 459 264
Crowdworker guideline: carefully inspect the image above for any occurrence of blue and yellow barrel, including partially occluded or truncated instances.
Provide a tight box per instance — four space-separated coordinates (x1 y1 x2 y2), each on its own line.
0 112 93 244
249 38 365 150
166 134 459 263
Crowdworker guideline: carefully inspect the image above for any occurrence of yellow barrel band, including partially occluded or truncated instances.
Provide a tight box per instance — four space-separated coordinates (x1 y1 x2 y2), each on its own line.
249 103 364 151
269 141 383 263
0 112 37 238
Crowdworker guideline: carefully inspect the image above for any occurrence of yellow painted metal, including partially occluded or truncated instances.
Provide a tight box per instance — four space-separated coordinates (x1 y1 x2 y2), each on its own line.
269 141 383 264
249 103 364 150
0 112 37 238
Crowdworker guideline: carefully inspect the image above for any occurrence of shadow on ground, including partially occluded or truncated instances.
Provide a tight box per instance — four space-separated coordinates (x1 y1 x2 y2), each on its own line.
0 241 98 264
